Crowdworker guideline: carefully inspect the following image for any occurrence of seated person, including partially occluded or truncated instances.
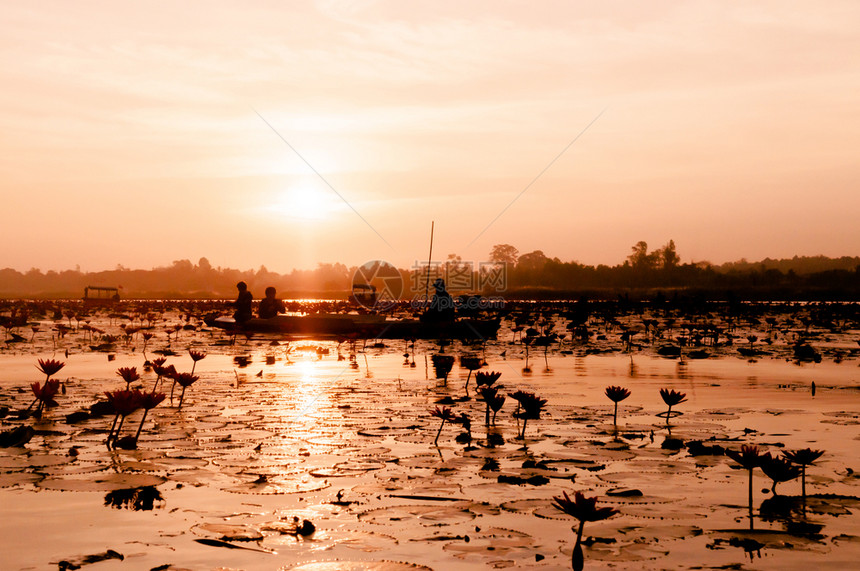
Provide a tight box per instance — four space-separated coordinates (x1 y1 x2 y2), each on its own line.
258 286 286 319
233 281 253 323
424 278 456 321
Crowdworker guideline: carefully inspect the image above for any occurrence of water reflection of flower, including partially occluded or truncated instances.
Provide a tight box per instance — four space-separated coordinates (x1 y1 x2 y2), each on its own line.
104 486 164 511
431 354 455 383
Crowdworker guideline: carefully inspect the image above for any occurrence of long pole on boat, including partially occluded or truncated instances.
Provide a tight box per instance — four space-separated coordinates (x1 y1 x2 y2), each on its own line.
424 221 435 309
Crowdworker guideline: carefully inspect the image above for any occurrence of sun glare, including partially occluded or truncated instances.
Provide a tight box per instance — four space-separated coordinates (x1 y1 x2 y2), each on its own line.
269 186 343 221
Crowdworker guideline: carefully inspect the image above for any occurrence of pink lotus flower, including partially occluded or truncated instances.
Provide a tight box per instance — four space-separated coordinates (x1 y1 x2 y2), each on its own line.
174 373 199 408
188 349 206 374
116 366 140 386
36 358 65 379
30 379 61 416
104 389 144 448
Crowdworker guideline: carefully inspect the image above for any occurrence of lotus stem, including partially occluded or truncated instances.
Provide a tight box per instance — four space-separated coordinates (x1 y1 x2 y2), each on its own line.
800 465 807 500
434 420 445 446
111 416 127 448
107 414 120 444
748 467 754 530
134 409 150 441
573 520 585 571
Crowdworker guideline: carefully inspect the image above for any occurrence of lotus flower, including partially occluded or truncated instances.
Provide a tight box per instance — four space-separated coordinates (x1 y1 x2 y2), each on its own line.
141 331 153 357
30 379 61 417
105 389 143 418
510 390 547 439
782 448 824 504
759 453 800 496
36 358 65 380
116 366 140 387
475 371 501 388
188 349 206 374
174 373 199 409
161 364 180 399
552 491 618 571
459 354 484 396
105 389 144 448
478 385 501 426
658 388 687 424
604 386 631 426
430 406 456 446
452 412 472 445
726 445 764 528
488 392 506 425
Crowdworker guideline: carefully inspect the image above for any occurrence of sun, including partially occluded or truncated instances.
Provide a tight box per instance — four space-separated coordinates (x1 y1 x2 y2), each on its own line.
269 185 343 221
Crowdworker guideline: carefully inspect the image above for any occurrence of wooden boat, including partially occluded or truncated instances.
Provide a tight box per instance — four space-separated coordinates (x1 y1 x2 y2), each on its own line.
82 286 120 306
204 312 501 340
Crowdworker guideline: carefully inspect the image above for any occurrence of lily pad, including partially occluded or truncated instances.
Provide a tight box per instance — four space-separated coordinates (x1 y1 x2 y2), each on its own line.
36 473 166 492
283 561 432 570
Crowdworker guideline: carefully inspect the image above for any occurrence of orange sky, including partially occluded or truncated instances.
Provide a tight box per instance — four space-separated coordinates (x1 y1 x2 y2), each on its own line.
1 1 858 274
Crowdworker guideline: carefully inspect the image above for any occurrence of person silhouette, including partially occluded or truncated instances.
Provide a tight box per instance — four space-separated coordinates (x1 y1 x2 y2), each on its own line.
233 281 253 323
258 286 286 319
425 278 455 321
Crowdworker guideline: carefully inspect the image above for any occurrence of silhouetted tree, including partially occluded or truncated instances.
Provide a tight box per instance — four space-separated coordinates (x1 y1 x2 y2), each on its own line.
658 240 680 270
517 250 549 272
628 241 658 270
489 244 519 266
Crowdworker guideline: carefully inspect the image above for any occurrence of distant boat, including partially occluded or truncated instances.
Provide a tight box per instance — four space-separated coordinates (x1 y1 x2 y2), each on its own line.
82 286 120 306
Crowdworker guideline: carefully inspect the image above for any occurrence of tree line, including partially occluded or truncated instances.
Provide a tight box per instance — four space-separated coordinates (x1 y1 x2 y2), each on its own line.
1 243 858 300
